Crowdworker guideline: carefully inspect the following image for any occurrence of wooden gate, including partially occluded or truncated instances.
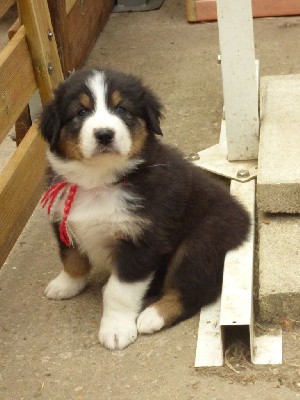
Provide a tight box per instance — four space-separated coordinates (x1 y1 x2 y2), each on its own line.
0 0 63 266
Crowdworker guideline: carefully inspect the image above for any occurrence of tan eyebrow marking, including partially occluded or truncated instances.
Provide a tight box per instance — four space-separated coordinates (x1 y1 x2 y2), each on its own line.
111 90 122 107
79 93 93 109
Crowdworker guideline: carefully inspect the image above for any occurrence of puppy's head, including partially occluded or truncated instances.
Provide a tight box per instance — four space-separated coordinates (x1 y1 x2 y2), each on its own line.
40 68 163 162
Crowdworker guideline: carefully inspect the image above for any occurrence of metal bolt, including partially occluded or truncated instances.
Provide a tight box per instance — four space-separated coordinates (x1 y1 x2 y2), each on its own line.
10 132 16 142
187 153 200 162
47 30 54 40
47 63 53 75
237 169 250 179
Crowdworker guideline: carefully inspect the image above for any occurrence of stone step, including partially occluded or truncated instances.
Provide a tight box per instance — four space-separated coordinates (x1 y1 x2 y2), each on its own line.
257 75 300 213
257 212 300 323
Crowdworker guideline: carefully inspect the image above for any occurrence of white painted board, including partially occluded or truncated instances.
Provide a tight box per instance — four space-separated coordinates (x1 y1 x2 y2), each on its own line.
195 297 224 367
194 119 258 182
220 179 256 326
217 0 259 161
252 329 283 365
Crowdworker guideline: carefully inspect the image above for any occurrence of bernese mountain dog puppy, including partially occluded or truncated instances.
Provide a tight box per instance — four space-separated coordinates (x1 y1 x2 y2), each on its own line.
40 68 250 350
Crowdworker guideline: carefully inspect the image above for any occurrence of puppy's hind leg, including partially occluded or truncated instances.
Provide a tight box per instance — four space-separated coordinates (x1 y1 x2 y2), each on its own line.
137 240 224 334
137 288 184 334
45 248 91 300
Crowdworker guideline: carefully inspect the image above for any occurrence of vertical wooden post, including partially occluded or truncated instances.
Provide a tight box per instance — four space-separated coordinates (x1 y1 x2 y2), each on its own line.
47 0 70 77
8 18 32 145
217 0 259 161
18 0 64 104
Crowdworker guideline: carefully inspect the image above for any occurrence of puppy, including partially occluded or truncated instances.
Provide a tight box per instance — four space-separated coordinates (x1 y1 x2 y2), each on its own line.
40 68 250 350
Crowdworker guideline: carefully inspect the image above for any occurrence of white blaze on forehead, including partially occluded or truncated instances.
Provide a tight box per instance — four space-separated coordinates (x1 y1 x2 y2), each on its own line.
87 71 106 108
79 70 132 158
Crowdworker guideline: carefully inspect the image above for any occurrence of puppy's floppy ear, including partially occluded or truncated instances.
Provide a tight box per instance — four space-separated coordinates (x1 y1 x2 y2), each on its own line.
143 89 163 136
39 100 61 151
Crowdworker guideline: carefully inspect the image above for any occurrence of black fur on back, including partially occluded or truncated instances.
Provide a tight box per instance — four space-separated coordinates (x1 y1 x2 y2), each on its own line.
112 135 250 316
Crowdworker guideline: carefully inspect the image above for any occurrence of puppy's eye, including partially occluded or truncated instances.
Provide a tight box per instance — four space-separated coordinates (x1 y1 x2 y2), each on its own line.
78 108 89 117
115 105 126 114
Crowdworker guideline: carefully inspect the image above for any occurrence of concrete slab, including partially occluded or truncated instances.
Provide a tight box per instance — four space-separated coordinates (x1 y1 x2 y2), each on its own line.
257 74 300 213
257 212 300 323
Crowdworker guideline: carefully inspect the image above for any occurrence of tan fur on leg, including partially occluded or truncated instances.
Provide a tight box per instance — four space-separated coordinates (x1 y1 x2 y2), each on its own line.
62 248 91 278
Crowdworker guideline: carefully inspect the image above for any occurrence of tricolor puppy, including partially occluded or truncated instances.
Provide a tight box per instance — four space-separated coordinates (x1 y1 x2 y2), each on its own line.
40 68 250 350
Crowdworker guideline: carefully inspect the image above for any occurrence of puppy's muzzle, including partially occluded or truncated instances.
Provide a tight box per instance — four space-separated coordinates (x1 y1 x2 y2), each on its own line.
94 128 114 146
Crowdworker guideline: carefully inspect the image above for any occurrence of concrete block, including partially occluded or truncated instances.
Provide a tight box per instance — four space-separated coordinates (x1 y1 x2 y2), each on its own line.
257 75 300 213
257 212 300 323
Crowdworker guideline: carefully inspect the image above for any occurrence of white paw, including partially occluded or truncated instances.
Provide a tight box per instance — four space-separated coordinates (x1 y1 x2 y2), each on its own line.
98 313 138 350
45 271 88 300
137 306 165 334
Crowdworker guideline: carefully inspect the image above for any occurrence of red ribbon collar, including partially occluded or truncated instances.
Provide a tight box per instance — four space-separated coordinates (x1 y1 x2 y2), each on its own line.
41 176 130 248
41 181 78 248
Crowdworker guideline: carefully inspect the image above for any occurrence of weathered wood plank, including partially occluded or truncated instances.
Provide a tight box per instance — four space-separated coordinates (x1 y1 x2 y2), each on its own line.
0 0 14 19
252 0 300 17
18 0 64 104
7 18 32 145
185 0 197 21
65 0 76 14
0 25 37 143
66 0 114 71
7 16 20 38
0 123 46 267
0 0 63 268
47 0 69 77
194 0 300 21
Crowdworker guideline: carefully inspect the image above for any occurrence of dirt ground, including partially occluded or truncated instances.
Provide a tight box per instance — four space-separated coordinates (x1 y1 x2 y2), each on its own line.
1 1 300 399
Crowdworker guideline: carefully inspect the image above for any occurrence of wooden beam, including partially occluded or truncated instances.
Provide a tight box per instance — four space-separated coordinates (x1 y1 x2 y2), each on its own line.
65 0 76 15
195 0 300 21
66 0 114 71
18 0 64 104
8 18 32 145
195 0 216 20
0 0 14 19
47 0 70 77
0 0 63 267
185 0 197 21
0 123 46 267
48 0 113 75
0 25 37 144
7 16 20 38
253 0 300 17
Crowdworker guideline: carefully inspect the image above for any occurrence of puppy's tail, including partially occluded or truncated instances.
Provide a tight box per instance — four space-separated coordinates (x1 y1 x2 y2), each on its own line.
219 196 251 252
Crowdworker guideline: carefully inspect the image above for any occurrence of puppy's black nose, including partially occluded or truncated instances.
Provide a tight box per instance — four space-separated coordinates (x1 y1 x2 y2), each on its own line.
94 129 114 145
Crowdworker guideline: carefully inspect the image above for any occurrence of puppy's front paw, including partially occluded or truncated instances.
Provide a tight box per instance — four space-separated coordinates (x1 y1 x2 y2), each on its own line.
45 271 87 300
137 306 165 334
98 313 137 350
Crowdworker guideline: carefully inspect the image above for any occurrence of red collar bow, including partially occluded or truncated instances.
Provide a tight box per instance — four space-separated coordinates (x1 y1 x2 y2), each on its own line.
41 181 78 248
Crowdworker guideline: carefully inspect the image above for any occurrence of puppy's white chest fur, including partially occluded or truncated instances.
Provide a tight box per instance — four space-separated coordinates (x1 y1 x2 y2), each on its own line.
53 184 144 269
